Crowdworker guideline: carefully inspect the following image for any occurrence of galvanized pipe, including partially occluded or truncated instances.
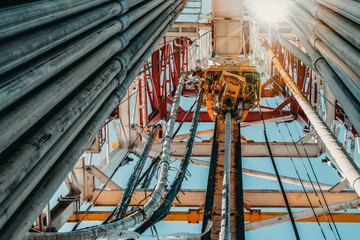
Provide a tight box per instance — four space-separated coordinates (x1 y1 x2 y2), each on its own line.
245 198 360 231
314 39 360 100
0 5 177 228
0 3 174 154
0 61 123 230
0 20 122 112
292 4 360 77
316 0 360 25
5 94 121 240
306 3 360 50
0 0 172 112
286 15 360 133
0 2 122 75
219 112 232 240
115 0 184 100
262 38 360 197
20 3 184 239
0 0 114 40
0 37 123 159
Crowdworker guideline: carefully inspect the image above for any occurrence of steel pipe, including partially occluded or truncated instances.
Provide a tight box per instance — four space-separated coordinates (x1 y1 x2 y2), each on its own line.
0 0 173 112
255 20 315 73
286 15 360 134
242 168 332 190
292 4 360 78
0 0 114 40
262 38 360 197
0 62 123 230
316 0 360 25
246 198 360 231
0 2 122 75
0 1 178 222
0 20 122 112
5 94 121 240
314 39 360 100
116 0 184 100
0 3 174 154
306 3 360 50
219 112 232 240
270 27 314 72
0 38 123 155
22 2 184 239
117 0 175 47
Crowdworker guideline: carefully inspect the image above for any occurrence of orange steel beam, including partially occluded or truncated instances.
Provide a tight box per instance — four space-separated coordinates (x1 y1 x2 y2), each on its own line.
68 211 360 223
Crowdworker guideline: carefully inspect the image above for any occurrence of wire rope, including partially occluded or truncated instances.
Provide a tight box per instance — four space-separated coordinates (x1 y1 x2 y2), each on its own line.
259 105 300 240
267 80 342 239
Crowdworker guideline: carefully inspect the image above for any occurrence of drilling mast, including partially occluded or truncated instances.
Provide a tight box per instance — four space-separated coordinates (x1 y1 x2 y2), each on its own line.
0 0 360 239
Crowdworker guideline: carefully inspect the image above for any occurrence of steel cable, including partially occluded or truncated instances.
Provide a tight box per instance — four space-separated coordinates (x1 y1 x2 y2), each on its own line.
259 105 301 240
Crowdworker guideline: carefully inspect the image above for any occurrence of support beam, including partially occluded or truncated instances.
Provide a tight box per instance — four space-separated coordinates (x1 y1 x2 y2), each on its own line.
87 166 121 190
245 198 360 231
68 211 360 223
92 189 357 208
166 22 211 37
133 141 320 158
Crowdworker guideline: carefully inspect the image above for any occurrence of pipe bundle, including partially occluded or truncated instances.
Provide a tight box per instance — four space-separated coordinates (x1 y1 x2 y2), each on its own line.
283 0 360 132
0 0 185 239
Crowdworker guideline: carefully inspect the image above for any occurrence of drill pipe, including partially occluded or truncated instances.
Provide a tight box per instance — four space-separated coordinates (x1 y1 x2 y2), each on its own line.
219 112 232 240
0 4 176 200
0 0 172 111
21 2 184 239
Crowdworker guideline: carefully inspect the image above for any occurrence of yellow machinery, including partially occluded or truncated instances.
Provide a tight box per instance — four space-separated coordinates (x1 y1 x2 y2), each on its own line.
196 63 261 121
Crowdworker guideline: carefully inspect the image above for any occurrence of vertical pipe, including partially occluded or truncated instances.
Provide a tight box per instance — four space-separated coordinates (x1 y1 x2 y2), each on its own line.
220 111 231 240
261 38 360 197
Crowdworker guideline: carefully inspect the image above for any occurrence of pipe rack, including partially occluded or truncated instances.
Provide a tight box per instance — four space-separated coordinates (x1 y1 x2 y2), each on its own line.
0 0 185 239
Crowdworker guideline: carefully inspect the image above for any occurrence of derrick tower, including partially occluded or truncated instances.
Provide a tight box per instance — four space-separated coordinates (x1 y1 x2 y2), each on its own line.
0 0 360 239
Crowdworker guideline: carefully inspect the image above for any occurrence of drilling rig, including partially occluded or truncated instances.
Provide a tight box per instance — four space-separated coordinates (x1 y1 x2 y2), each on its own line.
0 0 360 240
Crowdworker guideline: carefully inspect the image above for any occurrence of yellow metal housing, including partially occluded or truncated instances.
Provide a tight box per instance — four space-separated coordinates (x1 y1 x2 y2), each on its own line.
200 63 261 121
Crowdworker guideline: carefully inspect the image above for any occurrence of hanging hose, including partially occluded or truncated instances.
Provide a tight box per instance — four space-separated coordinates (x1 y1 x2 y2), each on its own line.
135 81 204 234
104 125 160 223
